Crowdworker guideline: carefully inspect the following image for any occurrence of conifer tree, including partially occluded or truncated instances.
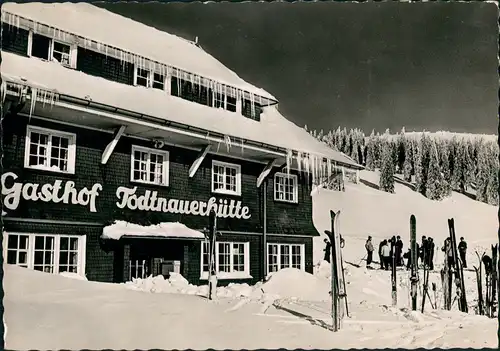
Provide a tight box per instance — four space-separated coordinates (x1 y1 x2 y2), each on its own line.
350 133 360 164
425 140 447 200
379 139 395 193
486 141 499 205
475 140 489 203
464 139 476 189
414 134 426 195
451 139 465 192
402 137 413 182
374 132 383 168
397 127 406 173
438 139 452 196
365 130 377 170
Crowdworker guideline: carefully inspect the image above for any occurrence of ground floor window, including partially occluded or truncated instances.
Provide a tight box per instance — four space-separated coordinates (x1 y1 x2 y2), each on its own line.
267 243 305 274
4 233 86 276
200 241 251 279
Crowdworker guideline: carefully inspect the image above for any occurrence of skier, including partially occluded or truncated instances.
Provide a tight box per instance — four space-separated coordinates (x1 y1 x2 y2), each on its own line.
395 235 404 266
381 240 391 270
323 238 331 263
420 236 428 267
458 237 467 268
365 236 374 268
427 237 435 270
482 255 493 275
378 240 385 269
442 237 454 270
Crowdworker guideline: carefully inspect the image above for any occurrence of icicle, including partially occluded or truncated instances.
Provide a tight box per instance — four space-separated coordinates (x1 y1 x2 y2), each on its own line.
224 135 232 152
240 138 244 154
296 152 302 175
1 80 7 103
29 87 37 118
285 149 292 176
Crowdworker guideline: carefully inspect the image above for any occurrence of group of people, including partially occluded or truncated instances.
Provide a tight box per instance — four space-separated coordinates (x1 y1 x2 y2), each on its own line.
363 235 469 271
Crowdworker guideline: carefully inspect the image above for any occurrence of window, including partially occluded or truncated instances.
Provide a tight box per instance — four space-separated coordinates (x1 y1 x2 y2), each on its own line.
29 32 76 68
200 241 250 279
130 145 169 186
4 233 86 277
267 243 305 275
226 95 237 112
242 99 262 121
213 92 226 109
134 67 165 90
274 172 299 203
211 160 241 196
50 41 71 66
24 125 77 174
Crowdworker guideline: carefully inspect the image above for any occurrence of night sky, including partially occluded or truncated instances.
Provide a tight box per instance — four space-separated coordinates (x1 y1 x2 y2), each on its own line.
95 1 498 135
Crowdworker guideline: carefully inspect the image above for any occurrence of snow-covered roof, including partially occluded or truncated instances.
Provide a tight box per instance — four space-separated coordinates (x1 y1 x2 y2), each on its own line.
1 51 361 169
102 221 205 240
1 2 275 101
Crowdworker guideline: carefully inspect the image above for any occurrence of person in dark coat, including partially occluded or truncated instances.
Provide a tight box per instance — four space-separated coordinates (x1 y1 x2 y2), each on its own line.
458 237 467 268
442 238 454 270
323 238 331 263
427 237 435 270
395 236 404 266
420 236 428 267
365 236 374 268
378 240 385 269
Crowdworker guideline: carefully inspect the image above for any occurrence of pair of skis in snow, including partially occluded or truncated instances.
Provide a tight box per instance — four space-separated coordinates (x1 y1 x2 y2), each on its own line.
325 210 349 332
474 245 498 317
440 218 468 313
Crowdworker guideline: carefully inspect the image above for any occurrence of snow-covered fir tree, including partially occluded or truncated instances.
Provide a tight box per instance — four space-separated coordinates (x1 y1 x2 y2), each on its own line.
437 139 452 196
379 139 395 193
451 138 465 192
402 137 413 182
475 140 489 203
365 130 377 170
350 131 360 164
464 139 476 189
425 139 448 200
486 141 499 205
396 127 406 173
414 133 427 195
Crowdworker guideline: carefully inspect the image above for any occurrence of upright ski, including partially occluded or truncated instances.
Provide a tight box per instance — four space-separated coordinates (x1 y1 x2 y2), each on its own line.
491 245 498 317
410 215 418 311
391 238 398 307
448 218 468 313
474 251 485 315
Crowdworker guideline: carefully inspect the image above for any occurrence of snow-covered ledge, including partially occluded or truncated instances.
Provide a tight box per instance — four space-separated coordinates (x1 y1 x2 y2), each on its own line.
101 221 205 240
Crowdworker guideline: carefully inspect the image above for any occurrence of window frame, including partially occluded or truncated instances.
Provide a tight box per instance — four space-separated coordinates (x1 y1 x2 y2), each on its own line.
200 241 251 280
274 172 299 204
211 160 242 196
27 31 77 69
130 145 170 187
24 125 77 174
266 243 305 276
133 65 166 90
3 232 87 277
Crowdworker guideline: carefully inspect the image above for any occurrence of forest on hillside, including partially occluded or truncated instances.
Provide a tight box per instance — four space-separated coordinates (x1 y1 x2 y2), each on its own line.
305 126 499 206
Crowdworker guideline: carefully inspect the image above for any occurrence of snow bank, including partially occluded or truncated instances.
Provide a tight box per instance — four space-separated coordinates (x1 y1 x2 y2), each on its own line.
260 268 330 302
59 272 88 281
124 273 257 299
102 220 205 240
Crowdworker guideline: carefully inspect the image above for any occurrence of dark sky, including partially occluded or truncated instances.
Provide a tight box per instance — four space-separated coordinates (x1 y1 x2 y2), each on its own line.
95 1 498 135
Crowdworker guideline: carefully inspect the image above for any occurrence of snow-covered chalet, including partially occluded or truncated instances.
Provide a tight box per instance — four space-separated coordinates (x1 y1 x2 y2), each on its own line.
1 3 362 285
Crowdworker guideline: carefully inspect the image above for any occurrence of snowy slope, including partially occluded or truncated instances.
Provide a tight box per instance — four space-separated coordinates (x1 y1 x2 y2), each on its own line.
312 169 497 267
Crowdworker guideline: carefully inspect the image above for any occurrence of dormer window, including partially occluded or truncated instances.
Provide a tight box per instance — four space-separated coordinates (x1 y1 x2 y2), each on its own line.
134 66 165 90
51 41 71 66
28 32 76 68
